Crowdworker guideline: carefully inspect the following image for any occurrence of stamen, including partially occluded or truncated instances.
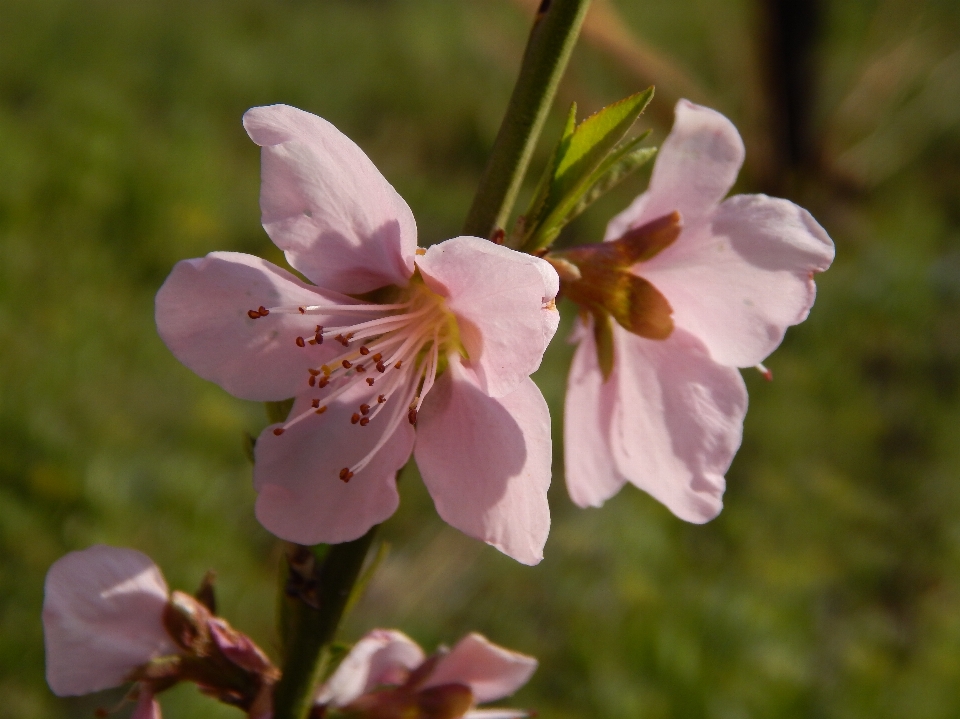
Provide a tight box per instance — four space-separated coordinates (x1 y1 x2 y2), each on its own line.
273 428 284 436
311 399 321 408
315 406 327 415
360 404 371 415
342 360 353 369
755 363 773 381
372 353 382 362
308 375 316 387
299 307 306 314
359 417 370 426
248 309 261 319
395 361 403 369
408 407 418 425
339 468 354 482
359 346 370 355
351 413 360 424
366 378 375 386
258 306 269 316
378 394 386 403
318 376 329 388
296 336 306 347
308 368 320 376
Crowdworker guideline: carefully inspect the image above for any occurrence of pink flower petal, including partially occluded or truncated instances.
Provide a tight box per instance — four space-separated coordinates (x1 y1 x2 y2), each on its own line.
254 392 415 545
131 688 162 719
243 104 416 294
156 251 360 401
317 629 425 707
424 633 537 704
43 546 177 696
641 194 835 367
416 236 560 399
563 323 627 508
608 327 748 523
415 359 552 565
605 100 744 241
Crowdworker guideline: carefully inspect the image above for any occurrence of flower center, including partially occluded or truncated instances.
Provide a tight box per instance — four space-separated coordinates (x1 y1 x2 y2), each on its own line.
248 279 459 482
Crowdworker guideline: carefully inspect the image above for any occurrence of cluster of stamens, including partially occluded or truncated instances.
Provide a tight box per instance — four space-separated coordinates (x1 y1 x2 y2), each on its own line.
248 285 452 484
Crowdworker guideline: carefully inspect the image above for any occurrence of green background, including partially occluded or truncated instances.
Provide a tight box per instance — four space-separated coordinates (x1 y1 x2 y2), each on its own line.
2 0 960 717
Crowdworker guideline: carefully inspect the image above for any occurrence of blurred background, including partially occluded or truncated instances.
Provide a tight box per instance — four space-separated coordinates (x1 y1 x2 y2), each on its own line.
2 0 959 716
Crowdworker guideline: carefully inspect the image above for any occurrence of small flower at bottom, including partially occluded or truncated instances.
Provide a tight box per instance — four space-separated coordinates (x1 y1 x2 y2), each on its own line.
155 105 560 565
314 630 537 719
557 100 835 522
42 545 278 718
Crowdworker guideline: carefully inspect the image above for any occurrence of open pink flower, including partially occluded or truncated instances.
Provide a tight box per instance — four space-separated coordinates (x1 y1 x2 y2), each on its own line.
156 105 559 565
315 629 537 719
563 100 835 521
42 545 176 713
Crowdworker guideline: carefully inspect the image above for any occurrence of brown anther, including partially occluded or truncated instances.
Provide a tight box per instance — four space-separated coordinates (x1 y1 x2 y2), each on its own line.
345 332 355 340
311 399 321 408
273 428 285 436
308 368 320 376
315 405 328 415
258 306 269 316
318 376 329 388
359 346 370 355
315 325 323 333
366 377 375 386
378 394 386 403
372 353 382 362
395 360 403 369
298 307 306 314
408 407 418 425
491 227 506 245
342 360 353 369
335 334 349 346
360 404 371 415
355 364 366 373
308 375 316 387
351 413 360 424
339 467 354 482
247 309 261 319
359 417 370 426
314 334 323 345
376 362 386 373
296 336 306 347
308 338 317 345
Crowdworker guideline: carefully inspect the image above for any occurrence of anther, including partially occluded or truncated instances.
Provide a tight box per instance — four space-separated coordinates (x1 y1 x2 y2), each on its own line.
355 364 366 373
296 336 306 347
376 362 386 373
360 404 371 415
298 307 306 314
273 428 285 436
308 375 316 387
308 338 317 345
366 378 375 386
342 360 353 369
378 394 386 404
339 468 354 483
318 376 329 388
372 353 382 362
395 360 403 369
247 309 261 319
345 332 355 341
308 368 320 376
408 408 418 426
335 334 349 346
351 413 361 424
258 306 269 316
315 406 327 415
359 346 370 355
359 417 370 426
311 399 321 408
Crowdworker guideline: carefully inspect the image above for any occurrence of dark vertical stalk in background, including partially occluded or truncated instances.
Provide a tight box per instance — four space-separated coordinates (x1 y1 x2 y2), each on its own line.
760 0 822 191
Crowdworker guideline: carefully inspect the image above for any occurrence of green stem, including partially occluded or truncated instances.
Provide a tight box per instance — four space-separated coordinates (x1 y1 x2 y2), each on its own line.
272 528 378 719
462 0 593 241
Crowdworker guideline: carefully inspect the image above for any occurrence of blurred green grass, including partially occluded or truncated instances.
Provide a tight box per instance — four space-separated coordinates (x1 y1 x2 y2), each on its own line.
1 0 959 717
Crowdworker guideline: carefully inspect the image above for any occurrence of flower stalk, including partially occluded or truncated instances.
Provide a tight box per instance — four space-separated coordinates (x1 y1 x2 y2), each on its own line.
272 528 378 719
462 0 593 241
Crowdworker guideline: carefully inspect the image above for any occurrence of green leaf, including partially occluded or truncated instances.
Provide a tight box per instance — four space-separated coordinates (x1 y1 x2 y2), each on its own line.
342 540 390 619
552 87 653 202
564 138 657 224
517 87 654 252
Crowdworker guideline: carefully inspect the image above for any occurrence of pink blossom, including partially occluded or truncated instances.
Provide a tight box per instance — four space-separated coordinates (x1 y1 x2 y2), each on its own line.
315 629 537 719
156 105 559 565
563 100 835 521
42 545 178 698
